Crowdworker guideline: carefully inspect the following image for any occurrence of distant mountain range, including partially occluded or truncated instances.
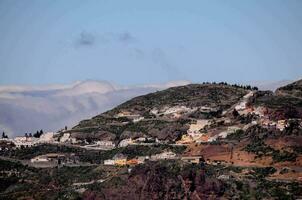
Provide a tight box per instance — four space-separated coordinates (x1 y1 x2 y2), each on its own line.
0 79 292 137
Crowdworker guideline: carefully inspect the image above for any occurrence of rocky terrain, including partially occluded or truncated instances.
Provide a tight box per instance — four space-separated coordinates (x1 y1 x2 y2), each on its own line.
0 80 302 199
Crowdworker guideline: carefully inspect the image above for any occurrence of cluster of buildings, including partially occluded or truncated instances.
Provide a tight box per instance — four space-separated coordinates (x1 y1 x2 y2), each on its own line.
82 140 115 150
118 137 160 148
177 120 210 145
103 151 177 166
115 111 145 123
103 151 204 166
0 132 58 149
237 102 292 132
104 153 146 166
151 105 198 119
231 91 296 132
30 153 79 167
234 91 254 114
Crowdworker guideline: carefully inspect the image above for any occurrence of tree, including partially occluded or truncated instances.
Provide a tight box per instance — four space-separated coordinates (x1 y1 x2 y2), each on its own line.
232 109 239 118
34 131 39 138
2 132 8 139
252 86 258 91
33 130 43 138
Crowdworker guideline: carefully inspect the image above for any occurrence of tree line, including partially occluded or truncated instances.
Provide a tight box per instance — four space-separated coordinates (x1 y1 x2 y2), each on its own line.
202 81 258 90
25 130 44 138
1 129 44 139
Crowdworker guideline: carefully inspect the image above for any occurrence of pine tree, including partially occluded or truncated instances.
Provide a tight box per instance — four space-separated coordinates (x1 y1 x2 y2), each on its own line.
34 131 39 138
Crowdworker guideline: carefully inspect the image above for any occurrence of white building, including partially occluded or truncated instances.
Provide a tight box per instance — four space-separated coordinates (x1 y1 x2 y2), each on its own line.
133 137 147 143
208 135 218 142
13 136 38 148
38 132 57 143
118 138 133 147
235 102 247 111
151 106 197 118
137 156 149 164
151 151 176 160
187 120 209 136
133 116 144 123
104 159 115 165
115 111 140 119
30 156 49 163
59 133 77 144
60 133 70 143
96 140 115 147
276 120 286 131
82 140 115 150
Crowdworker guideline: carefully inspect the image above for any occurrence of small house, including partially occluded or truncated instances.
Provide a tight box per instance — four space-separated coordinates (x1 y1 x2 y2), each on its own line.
104 159 115 165
118 138 133 147
113 153 127 166
181 156 203 164
151 151 176 160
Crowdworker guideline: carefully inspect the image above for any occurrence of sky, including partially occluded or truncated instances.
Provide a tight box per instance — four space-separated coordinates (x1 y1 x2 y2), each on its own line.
0 0 302 86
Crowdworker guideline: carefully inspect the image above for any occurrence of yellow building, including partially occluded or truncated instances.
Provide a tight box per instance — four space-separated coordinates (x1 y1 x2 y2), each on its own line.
126 159 139 165
114 159 127 166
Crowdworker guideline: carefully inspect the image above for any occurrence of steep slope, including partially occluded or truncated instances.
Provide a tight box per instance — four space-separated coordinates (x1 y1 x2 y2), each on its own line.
106 83 248 115
276 79 302 98
250 79 302 120
69 83 248 142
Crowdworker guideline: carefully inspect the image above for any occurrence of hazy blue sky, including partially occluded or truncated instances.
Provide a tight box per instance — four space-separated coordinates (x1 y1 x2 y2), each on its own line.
0 0 301 85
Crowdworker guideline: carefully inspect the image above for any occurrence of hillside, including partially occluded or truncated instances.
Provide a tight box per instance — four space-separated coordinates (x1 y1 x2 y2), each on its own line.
1 80 302 199
276 79 302 98
69 83 248 142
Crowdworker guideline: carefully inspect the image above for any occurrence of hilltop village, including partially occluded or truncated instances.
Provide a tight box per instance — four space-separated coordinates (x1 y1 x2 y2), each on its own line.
1 81 302 199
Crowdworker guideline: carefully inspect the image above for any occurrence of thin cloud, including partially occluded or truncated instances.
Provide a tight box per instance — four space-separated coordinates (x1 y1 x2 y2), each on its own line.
74 31 137 48
151 48 183 79
117 32 136 43
75 31 96 47
131 48 145 59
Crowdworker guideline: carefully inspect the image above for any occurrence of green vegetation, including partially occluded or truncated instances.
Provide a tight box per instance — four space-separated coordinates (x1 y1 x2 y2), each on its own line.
226 129 245 141
52 166 105 186
271 150 297 163
244 139 297 163
254 94 302 109
0 144 85 160
0 144 186 164
1 132 8 139
251 167 277 179
104 83 247 116
244 139 274 157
